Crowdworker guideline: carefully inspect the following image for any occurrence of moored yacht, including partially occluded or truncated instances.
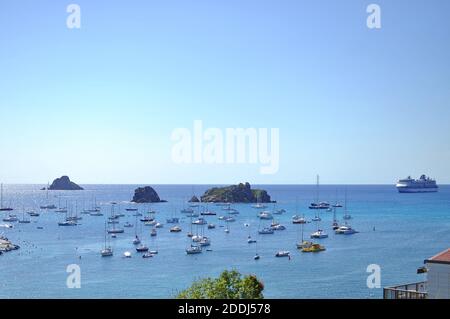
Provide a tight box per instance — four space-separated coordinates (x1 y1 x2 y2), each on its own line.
335 225 358 235
310 229 328 239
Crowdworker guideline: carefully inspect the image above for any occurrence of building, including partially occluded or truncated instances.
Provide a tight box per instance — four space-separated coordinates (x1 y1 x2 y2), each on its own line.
384 248 450 299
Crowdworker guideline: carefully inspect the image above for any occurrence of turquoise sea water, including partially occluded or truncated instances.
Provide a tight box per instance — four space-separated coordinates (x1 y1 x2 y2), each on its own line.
0 184 449 299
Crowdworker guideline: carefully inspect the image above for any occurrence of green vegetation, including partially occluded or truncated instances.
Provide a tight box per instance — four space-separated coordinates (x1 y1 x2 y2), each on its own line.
176 270 264 299
200 182 273 203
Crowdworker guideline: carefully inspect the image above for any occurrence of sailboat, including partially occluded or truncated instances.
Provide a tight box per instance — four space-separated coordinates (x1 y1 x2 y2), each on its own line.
132 213 141 245
310 206 328 238
101 222 113 257
332 206 339 230
0 184 13 211
55 197 67 213
309 175 330 210
342 188 352 220
58 208 77 226
252 194 267 209
40 183 57 210
107 208 124 234
18 209 31 224
296 221 313 249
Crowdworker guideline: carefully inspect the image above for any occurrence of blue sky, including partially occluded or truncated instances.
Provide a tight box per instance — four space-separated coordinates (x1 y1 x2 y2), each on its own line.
0 0 449 184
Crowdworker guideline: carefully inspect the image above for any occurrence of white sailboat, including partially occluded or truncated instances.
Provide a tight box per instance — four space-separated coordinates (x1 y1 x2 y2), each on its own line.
101 222 113 257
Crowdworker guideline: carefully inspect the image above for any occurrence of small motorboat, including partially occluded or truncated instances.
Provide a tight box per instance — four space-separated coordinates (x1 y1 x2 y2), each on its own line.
125 208 138 212
310 229 328 239
199 237 211 247
201 211 217 216
312 216 322 222
144 220 157 226
155 222 163 228
252 203 267 209
274 209 286 215
248 238 257 244
27 212 40 217
58 221 77 226
132 236 141 245
150 229 157 237
181 208 194 214
107 228 124 234
186 245 202 254
124 222 133 228
207 223 216 229
271 223 286 231
170 226 182 233
335 225 358 235
123 251 132 258
275 251 290 257
192 218 207 225
136 245 149 253
254 254 260 260
142 252 153 258
90 212 103 216
101 247 113 257
258 227 274 235
224 216 235 222
292 215 307 224
258 212 273 220
343 214 352 220
140 216 154 222
149 250 158 255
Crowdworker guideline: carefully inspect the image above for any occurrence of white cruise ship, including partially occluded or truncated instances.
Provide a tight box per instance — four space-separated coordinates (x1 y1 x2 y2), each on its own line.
396 175 438 193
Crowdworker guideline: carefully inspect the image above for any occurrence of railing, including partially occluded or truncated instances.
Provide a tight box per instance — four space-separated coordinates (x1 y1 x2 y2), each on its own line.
383 281 428 299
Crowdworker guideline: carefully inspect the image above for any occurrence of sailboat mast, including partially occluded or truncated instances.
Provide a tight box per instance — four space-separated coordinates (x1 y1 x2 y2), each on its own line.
316 174 320 203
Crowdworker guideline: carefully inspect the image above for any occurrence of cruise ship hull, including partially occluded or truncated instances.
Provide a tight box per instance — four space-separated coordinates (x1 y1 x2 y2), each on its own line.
396 187 438 193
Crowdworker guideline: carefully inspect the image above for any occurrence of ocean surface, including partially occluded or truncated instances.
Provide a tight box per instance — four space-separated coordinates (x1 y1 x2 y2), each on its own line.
0 184 449 299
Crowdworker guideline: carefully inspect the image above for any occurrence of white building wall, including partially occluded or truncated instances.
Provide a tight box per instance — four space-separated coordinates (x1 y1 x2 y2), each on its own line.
426 263 450 299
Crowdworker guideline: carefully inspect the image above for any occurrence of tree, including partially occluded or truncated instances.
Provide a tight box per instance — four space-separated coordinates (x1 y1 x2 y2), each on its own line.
176 270 264 299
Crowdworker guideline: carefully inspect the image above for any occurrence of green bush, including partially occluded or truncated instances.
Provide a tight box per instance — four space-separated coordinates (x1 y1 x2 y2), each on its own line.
176 270 264 299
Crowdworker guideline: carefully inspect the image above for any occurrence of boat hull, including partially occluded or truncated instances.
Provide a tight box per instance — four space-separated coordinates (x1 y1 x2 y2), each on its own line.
397 187 438 193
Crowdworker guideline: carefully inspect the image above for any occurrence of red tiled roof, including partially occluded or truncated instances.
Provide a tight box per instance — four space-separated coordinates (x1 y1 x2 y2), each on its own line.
426 249 450 264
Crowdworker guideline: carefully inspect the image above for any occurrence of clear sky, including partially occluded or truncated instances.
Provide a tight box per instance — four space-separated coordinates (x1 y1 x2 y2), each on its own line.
1 0 449 184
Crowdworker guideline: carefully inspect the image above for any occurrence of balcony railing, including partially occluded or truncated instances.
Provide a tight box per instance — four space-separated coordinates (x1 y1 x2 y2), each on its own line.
383 281 428 299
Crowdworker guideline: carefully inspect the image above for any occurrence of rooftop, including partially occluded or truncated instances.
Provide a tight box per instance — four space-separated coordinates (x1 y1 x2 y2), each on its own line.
425 248 450 265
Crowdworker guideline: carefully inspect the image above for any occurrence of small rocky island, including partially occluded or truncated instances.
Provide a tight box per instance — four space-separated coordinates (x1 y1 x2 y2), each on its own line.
48 176 83 190
200 182 274 203
131 186 167 203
